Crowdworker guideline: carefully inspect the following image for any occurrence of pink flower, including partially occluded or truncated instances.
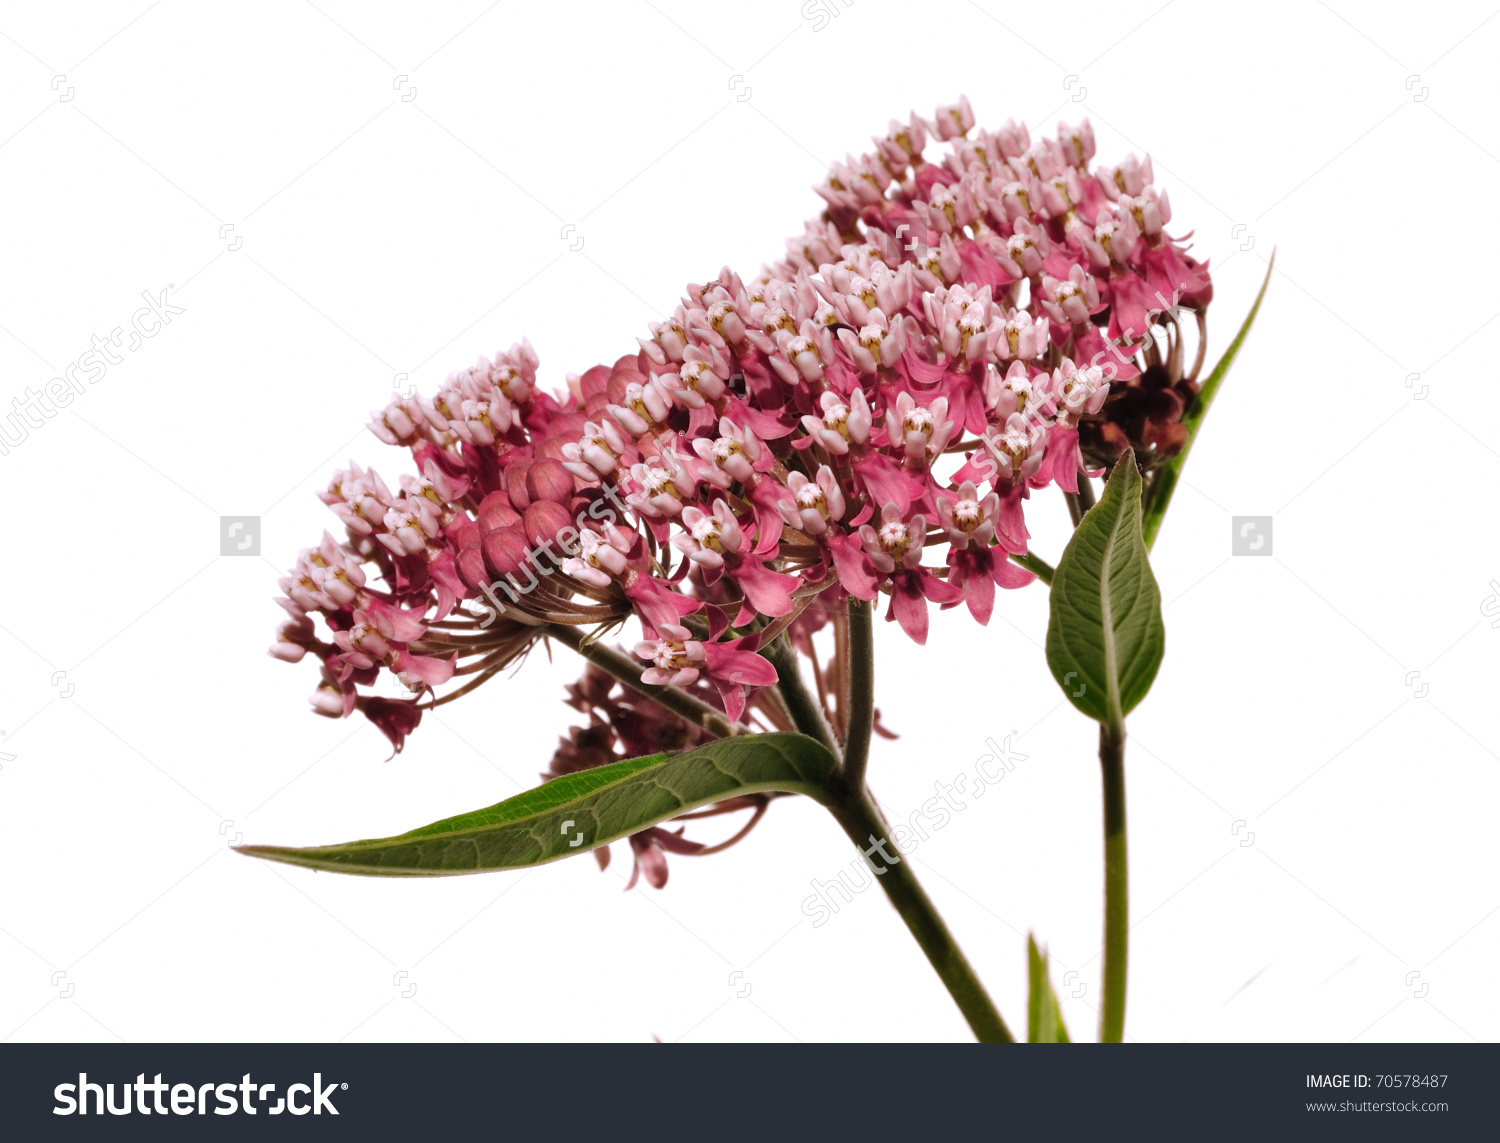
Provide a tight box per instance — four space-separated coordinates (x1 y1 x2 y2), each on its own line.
780 466 846 536
885 391 953 463
929 95 975 141
671 501 744 571
561 419 629 480
691 416 770 487
635 624 707 688
799 389 872 455
936 481 998 551
659 355 727 408
634 623 778 722
606 375 673 436
836 310 909 372
858 502 924 576
1040 264 1102 327
269 93 1211 770
564 524 633 587
626 461 687 518
935 482 1035 622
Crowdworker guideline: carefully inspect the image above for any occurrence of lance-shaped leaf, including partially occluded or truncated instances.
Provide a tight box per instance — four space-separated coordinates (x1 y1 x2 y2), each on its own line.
1026 935 1071 1044
1141 252 1274 549
236 733 835 877
1046 449 1164 731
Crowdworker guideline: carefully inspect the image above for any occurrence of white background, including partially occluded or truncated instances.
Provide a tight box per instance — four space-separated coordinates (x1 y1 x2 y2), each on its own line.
1 0 1497 1044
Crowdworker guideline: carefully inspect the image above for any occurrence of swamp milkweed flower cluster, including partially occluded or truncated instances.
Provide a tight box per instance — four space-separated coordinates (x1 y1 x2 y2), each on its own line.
268 96 1212 890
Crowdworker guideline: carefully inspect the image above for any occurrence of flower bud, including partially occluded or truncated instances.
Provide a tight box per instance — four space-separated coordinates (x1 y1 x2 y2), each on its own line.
526 458 574 505
522 499 575 551
456 544 489 590
505 458 535 511
482 526 532 579
477 490 521 532
309 688 344 718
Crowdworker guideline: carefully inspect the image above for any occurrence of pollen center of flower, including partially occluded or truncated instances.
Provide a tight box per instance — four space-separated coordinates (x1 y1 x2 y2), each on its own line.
877 520 912 560
998 429 1032 465
580 532 608 568
691 517 724 550
1062 373 1094 408
1095 223 1118 260
953 498 982 530
708 302 737 332
464 400 494 428
795 483 826 513
650 639 692 670
903 407 934 437
931 185 957 223
763 308 794 334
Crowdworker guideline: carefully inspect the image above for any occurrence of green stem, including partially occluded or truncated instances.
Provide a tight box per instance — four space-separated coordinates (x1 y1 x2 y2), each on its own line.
1076 472 1097 514
767 610 1010 1041
830 788 1015 1042
545 624 746 739
763 634 839 758
1064 473 1097 528
1008 550 1055 585
1064 492 1084 528
842 598 874 787
1098 721 1129 1043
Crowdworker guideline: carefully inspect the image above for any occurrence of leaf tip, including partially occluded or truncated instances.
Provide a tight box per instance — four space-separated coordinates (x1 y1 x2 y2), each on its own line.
232 844 288 864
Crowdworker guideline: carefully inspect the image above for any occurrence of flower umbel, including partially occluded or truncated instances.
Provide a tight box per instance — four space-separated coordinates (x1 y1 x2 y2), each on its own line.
268 98 1212 885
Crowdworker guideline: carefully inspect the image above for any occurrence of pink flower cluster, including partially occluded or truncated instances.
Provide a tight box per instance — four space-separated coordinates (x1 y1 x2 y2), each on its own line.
269 96 1211 761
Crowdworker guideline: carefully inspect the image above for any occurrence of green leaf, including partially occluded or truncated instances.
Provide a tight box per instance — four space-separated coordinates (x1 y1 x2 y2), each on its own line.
236 733 836 877
1141 251 1274 549
1026 934 1071 1043
1046 449 1164 730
